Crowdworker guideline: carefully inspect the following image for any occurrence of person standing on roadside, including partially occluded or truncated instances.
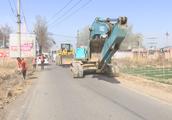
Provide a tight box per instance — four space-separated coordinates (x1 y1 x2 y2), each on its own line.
40 54 45 70
21 58 27 80
32 57 37 70
16 57 22 71
16 57 27 79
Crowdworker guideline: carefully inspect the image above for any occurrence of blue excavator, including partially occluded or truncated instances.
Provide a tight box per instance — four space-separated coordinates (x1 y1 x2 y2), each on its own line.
71 17 128 78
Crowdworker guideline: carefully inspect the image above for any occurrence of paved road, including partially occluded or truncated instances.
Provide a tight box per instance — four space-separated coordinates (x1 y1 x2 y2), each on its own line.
5 65 172 120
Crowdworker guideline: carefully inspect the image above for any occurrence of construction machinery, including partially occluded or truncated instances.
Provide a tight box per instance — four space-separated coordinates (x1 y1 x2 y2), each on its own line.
56 43 74 65
71 17 128 77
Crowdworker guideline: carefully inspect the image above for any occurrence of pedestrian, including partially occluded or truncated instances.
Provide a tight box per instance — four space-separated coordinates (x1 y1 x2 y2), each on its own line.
16 57 22 72
21 58 27 80
40 54 45 70
32 57 37 70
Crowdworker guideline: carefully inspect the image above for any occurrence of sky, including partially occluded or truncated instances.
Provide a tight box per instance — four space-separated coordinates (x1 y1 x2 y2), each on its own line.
0 0 172 49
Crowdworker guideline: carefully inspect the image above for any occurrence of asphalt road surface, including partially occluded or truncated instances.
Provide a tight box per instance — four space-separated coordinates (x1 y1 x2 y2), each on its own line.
5 65 172 120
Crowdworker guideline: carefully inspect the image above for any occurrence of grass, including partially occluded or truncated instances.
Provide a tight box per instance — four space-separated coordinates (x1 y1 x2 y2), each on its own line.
122 66 172 84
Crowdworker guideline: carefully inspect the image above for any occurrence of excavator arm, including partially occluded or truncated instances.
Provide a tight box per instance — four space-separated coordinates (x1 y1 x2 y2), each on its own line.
98 17 128 70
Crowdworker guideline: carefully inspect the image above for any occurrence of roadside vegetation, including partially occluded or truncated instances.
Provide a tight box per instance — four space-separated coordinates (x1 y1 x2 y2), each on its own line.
0 58 34 108
116 57 172 85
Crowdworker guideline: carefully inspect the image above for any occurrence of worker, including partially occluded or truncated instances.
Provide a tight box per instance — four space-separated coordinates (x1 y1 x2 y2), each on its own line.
16 57 22 71
32 57 37 70
21 58 27 80
16 57 27 80
40 54 45 70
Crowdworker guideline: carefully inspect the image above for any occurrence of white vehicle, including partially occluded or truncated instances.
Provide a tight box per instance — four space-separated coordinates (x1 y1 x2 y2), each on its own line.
36 55 49 65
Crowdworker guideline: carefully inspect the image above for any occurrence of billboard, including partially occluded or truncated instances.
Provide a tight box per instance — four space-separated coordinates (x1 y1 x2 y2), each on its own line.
9 34 36 58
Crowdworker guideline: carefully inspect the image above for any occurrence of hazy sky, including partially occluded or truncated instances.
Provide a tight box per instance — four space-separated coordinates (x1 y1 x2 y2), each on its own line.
0 0 172 48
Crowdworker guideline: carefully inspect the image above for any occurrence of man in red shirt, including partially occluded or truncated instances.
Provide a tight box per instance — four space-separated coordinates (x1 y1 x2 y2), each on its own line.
21 58 27 79
16 57 27 79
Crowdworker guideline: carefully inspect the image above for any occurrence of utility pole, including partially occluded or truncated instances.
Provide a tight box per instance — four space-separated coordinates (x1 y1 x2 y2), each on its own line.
165 32 170 59
77 30 79 47
17 0 21 57
166 32 169 46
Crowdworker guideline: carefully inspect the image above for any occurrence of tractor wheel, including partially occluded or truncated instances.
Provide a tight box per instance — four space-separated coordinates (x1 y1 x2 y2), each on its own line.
71 62 84 78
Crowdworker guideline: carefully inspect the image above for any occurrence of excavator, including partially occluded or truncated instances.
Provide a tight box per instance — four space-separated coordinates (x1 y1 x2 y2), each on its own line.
71 17 128 78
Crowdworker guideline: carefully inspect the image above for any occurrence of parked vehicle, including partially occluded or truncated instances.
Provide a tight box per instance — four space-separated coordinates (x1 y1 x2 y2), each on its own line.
36 55 49 65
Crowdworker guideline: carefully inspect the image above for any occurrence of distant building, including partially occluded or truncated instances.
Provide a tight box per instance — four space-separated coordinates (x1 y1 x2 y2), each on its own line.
113 50 133 59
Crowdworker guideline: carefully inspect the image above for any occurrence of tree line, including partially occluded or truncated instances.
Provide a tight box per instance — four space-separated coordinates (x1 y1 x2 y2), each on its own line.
0 24 12 48
77 25 144 50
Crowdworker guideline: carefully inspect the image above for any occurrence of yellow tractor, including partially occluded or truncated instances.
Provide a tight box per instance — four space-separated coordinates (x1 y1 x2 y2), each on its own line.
56 43 74 65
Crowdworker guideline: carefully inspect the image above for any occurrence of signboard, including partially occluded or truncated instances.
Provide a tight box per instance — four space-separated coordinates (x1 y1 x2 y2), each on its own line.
9 34 36 58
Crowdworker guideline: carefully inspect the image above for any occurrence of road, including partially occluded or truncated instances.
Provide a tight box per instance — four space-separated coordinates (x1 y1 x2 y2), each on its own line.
5 65 172 120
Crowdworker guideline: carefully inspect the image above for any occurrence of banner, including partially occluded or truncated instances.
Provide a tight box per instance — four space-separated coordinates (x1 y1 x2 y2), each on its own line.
9 34 36 58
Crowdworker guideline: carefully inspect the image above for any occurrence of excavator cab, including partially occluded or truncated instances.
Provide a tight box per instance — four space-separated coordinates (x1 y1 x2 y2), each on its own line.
61 44 71 52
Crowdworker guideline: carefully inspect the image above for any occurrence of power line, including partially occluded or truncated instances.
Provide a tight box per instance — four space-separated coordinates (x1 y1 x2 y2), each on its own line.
50 0 92 29
22 12 29 32
7 0 16 17
49 0 83 26
48 0 74 23
51 33 76 38
7 0 17 26
8 11 16 24
20 0 30 32
12 0 17 13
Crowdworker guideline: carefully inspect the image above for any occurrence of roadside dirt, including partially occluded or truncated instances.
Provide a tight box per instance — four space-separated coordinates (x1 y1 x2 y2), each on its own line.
117 73 172 104
0 68 36 120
